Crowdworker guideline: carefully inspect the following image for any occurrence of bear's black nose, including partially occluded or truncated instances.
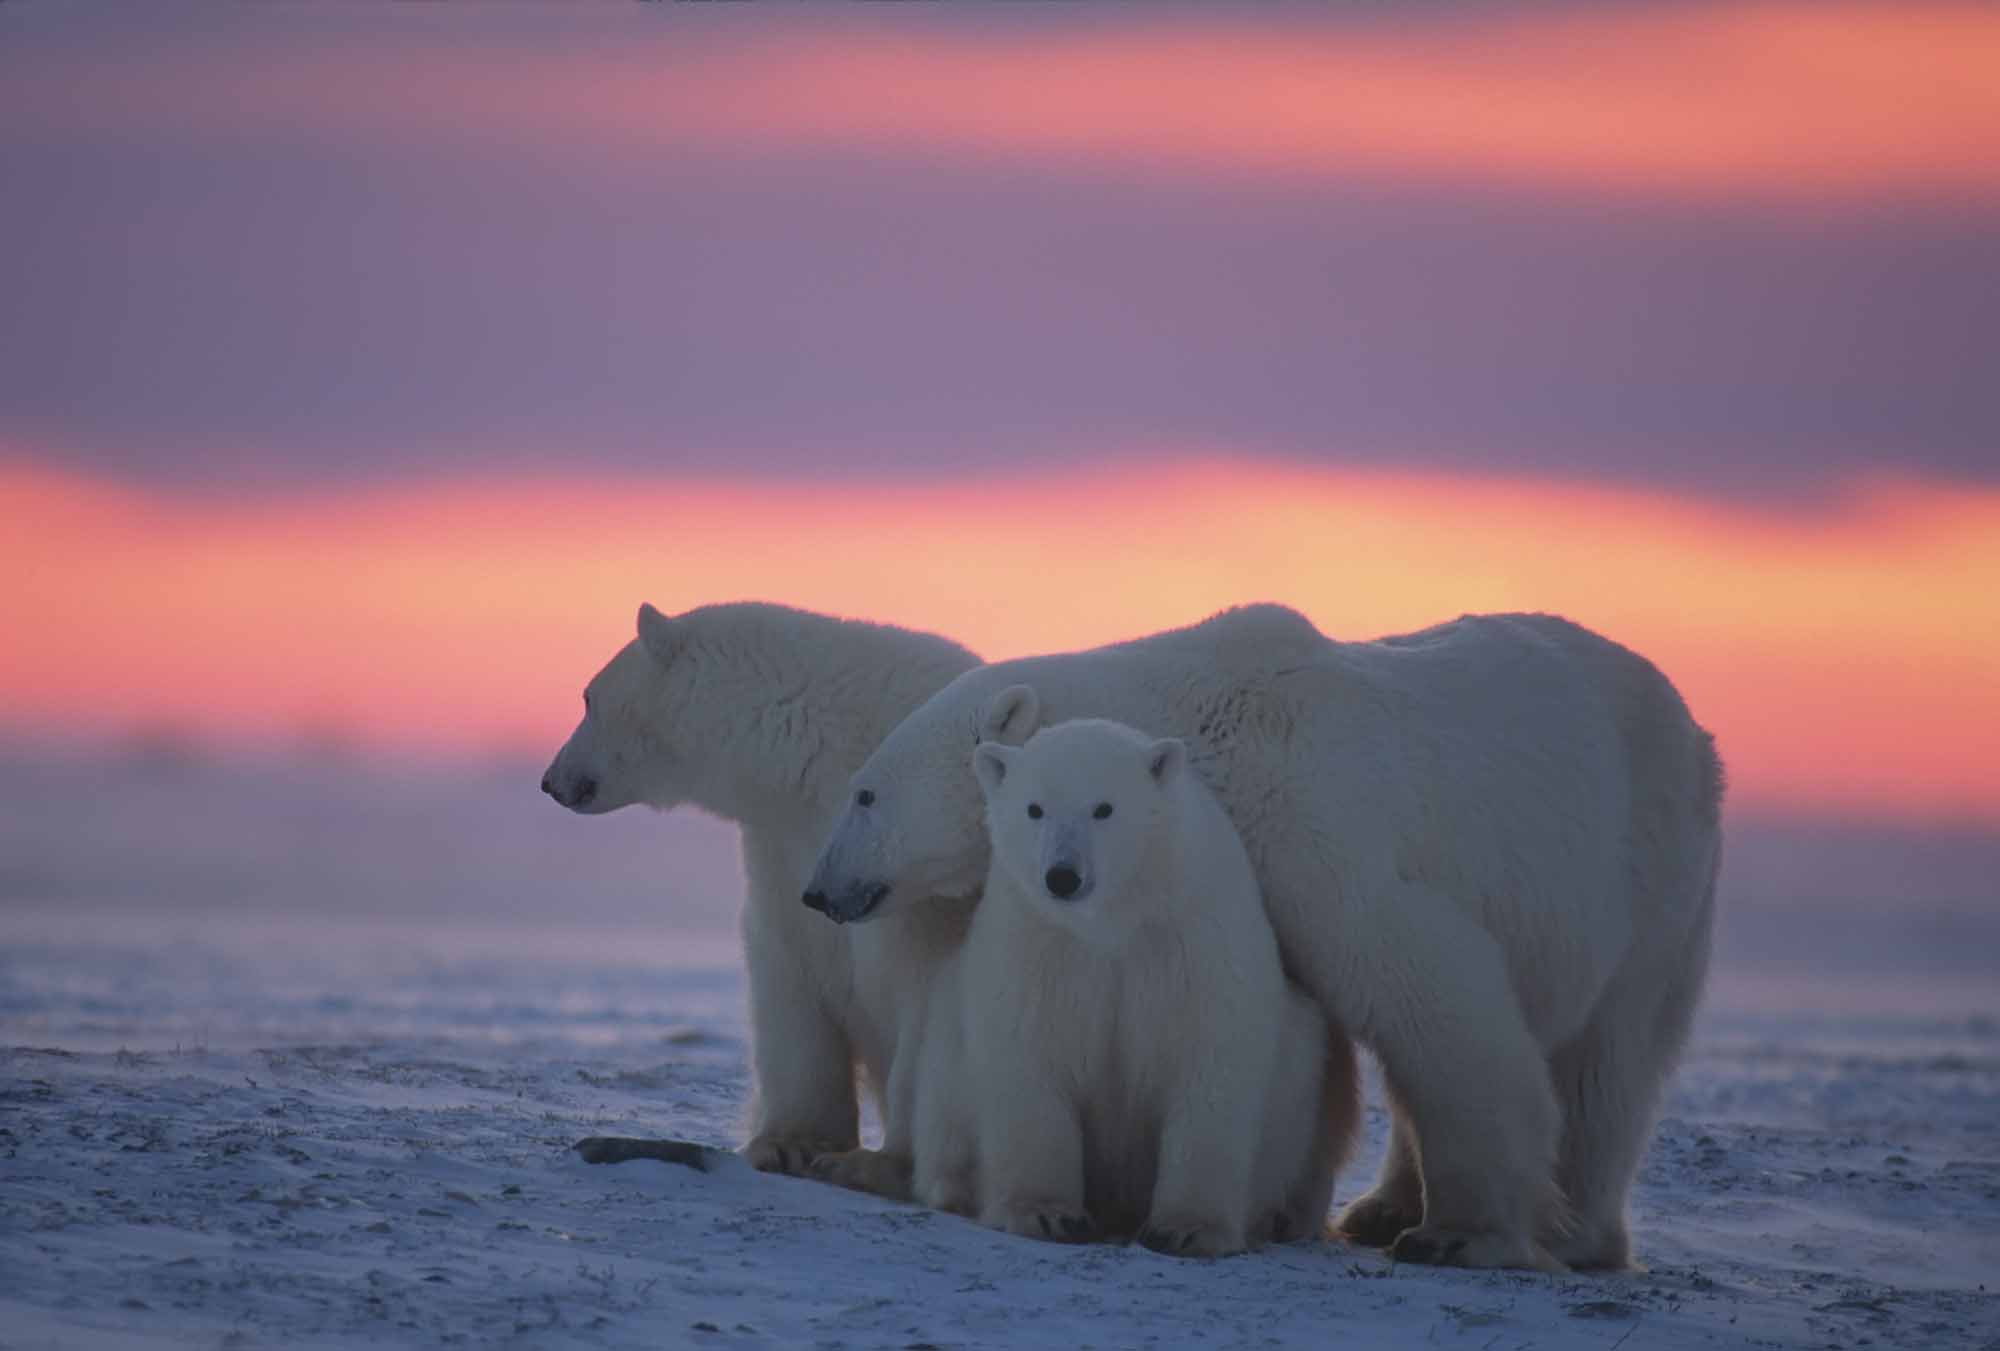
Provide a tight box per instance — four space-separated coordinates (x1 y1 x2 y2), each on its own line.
1045 866 1082 899
546 776 597 809
802 890 829 914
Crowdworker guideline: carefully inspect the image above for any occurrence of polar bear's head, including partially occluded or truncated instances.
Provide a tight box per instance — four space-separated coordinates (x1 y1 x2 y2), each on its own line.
803 676 1044 923
540 603 722 816
972 719 1186 945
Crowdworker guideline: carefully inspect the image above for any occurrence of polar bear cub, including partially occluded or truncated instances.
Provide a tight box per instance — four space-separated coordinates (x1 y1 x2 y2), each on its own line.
950 718 1351 1254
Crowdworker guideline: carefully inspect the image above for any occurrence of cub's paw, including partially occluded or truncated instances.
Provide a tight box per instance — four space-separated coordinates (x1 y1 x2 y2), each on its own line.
1138 1216 1246 1259
809 1148 914 1201
1334 1191 1421 1248
1390 1225 1567 1274
992 1203 1096 1244
742 1135 843 1177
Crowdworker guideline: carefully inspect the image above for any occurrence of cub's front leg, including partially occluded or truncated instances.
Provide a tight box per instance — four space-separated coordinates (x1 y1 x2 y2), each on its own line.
1141 1043 1266 1258
976 1074 1094 1244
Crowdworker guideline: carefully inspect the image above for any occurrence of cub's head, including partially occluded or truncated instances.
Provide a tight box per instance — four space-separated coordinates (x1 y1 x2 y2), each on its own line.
971 718 1185 945
540 602 715 816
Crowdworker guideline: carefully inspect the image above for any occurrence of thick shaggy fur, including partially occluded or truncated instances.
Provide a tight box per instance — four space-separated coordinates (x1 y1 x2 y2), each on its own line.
805 606 1724 1271
910 719 1355 1256
542 602 979 1175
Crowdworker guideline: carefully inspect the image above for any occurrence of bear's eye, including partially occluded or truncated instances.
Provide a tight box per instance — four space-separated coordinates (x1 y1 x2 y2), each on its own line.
1093 802 1114 820
856 788 876 808
1027 803 1043 820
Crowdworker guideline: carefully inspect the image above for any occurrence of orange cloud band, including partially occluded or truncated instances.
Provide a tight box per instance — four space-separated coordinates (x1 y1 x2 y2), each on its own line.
4 458 1996 827
687 3 2000 199
15 3 2000 200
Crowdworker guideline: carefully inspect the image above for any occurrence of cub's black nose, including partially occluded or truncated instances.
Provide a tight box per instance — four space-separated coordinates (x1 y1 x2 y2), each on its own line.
802 890 830 914
1045 866 1081 899
540 776 554 795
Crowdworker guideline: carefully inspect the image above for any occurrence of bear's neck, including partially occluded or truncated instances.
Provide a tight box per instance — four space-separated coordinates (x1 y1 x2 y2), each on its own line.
682 680 920 830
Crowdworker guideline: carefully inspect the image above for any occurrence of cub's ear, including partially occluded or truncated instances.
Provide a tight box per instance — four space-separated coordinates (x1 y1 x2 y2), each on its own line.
1147 738 1186 786
636 603 682 665
979 684 1041 747
972 743 1016 796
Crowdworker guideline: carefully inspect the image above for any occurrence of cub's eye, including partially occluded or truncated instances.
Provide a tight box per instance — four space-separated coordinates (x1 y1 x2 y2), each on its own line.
1027 803 1043 820
856 789 876 807
1093 802 1114 820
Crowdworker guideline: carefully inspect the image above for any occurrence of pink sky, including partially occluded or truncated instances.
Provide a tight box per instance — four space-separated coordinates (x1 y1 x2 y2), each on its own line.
3 3 1995 834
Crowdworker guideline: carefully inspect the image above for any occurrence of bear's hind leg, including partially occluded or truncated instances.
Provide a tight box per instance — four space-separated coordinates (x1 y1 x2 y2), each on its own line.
1546 869 1715 1271
1341 884 1566 1272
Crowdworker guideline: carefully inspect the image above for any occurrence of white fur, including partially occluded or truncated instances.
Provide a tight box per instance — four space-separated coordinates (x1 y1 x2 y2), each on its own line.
805 606 1725 1270
542 601 980 1174
927 719 1353 1255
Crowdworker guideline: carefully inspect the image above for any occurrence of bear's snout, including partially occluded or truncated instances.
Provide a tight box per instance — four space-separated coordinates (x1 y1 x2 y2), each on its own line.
544 773 598 810
813 881 892 924
1044 865 1083 900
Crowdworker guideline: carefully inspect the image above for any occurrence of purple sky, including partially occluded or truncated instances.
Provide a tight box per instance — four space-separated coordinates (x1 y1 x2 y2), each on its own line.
2 4 1995 502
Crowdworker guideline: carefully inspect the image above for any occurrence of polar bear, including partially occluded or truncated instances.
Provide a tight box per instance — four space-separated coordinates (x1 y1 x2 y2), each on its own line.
542 601 979 1176
939 719 1354 1255
803 606 1723 1271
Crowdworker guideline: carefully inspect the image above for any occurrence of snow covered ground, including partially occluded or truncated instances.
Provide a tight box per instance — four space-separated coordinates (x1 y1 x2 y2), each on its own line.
3 905 1995 1351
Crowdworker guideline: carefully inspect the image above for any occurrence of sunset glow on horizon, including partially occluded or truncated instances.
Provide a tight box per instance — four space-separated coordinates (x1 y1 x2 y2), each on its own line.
6 461 1996 828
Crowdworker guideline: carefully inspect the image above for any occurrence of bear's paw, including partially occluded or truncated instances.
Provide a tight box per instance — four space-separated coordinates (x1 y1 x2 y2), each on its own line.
993 1203 1096 1245
1334 1191 1422 1248
1138 1215 1247 1259
809 1147 914 1201
742 1134 849 1177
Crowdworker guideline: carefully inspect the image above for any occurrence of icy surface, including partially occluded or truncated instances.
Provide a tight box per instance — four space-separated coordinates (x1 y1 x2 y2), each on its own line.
3 906 1996 1351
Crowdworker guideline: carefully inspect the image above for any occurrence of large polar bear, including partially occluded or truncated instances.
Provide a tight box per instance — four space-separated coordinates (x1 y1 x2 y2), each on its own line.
804 606 1723 1271
542 602 979 1176
937 719 1353 1255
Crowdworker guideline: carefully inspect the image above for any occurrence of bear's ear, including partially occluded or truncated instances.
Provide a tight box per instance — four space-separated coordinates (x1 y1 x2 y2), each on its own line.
979 684 1041 747
636 603 682 666
1147 738 1186 786
972 742 1015 797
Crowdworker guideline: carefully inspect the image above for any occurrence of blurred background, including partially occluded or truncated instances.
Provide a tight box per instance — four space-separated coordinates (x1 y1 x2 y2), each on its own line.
2 2 1995 1045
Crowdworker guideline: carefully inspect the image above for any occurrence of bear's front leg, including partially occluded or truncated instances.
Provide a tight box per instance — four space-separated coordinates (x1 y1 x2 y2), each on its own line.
911 1057 980 1219
977 1079 1094 1244
740 910 860 1176
741 1017 858 1176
